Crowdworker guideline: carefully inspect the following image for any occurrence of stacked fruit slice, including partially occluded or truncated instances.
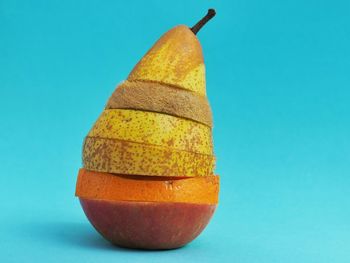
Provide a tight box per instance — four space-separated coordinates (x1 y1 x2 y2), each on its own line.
75 10 219 250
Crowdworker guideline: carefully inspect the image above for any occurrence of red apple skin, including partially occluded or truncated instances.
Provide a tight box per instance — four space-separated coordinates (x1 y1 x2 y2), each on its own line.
80 198 217 250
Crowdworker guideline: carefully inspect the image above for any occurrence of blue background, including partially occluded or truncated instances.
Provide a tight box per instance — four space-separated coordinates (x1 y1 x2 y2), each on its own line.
1 0 349 262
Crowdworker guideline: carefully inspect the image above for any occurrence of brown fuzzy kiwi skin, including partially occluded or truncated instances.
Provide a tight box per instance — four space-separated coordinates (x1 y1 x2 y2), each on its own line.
105 80 213 127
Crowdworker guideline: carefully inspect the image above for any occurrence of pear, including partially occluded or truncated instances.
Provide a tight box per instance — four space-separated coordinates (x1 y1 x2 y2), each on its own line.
105 9 215 127
83 9 217 177
128 24 206 95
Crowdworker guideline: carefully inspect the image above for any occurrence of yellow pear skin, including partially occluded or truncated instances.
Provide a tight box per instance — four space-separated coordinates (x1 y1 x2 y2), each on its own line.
88 109 213 155
83 137 215 177
83 10 217 177
128 25 206 96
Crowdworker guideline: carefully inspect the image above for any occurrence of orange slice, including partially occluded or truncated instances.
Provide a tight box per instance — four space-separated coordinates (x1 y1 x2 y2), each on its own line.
75 168 219 204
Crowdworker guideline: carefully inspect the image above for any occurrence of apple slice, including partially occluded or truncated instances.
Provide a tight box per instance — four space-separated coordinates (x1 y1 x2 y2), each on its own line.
80 198 217 250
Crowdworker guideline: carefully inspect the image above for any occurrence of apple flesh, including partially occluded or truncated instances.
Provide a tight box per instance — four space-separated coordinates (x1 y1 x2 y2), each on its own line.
80 198 217 250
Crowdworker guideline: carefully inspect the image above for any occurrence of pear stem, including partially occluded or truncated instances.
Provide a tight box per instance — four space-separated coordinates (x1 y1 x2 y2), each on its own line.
191 9 216 35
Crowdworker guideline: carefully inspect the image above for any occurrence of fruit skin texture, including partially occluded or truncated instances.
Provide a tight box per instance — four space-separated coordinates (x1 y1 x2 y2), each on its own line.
75 168 219 204
80 198 217 249
106 80 213 127
128 25 206 96
83 137 215 177
88 109 213 154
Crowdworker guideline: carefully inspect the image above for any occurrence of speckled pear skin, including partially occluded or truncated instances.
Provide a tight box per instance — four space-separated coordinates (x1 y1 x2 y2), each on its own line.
83 25 215 177
88 109 213 155
128 25 206 96
82 137 215 177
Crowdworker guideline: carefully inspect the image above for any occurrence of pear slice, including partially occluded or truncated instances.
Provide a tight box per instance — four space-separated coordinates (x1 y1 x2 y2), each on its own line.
83 137 215 177
88 109 213 155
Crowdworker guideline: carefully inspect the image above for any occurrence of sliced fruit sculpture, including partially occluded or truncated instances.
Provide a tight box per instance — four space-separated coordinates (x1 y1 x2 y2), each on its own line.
75 9 219 250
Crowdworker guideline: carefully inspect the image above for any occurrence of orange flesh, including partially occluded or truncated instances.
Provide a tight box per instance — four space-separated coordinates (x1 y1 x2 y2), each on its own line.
75 168 219 204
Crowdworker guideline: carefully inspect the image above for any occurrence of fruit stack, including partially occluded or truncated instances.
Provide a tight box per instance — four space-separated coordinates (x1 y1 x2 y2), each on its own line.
75 10 219 250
